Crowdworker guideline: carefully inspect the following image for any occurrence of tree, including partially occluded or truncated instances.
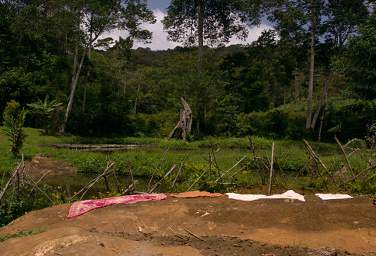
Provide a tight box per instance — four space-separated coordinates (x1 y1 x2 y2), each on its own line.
346 13 376 99
162 0 261 68
267 0 325 129
163 0 261 134
60 0 155 133
323 0 368 49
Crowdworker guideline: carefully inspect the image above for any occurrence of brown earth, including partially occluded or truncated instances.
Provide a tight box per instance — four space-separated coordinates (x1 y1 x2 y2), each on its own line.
1 195 375 256
24 155 76 177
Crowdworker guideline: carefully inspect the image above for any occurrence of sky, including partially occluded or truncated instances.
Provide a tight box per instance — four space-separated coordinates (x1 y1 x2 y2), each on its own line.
107 0 271 50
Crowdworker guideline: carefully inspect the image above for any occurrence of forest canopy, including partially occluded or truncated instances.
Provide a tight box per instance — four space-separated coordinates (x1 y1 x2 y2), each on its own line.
0 0 375 141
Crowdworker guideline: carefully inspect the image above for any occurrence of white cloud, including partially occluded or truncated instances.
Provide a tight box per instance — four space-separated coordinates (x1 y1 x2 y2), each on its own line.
105 9 272 51
133 9 179 50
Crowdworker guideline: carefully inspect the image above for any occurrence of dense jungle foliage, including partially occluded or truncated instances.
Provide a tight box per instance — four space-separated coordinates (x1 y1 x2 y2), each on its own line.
0 0 375 141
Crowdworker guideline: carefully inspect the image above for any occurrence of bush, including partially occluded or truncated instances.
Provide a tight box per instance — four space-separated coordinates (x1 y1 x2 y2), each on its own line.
235 99 376 142
2 101 27 157
27 96 63 135
126 111 177 137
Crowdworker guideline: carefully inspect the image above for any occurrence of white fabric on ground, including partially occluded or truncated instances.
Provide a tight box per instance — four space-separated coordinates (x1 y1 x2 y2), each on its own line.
226 190 305 202
315 193 353 200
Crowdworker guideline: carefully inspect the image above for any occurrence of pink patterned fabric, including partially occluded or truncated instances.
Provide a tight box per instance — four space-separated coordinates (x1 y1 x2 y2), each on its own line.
67 193 167 218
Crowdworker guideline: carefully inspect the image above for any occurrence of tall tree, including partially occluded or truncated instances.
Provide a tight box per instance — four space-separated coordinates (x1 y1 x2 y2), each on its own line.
345 12 376 98
60 0 155 133
323 0 368 49
162 0 261 68
267 0 324 129
162 0 261 134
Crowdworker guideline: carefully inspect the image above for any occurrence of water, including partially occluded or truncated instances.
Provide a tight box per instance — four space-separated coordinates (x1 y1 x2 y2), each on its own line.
43 173 153 199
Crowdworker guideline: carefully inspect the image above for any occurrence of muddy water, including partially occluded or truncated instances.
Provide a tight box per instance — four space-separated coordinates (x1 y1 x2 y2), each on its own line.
43 173 165 199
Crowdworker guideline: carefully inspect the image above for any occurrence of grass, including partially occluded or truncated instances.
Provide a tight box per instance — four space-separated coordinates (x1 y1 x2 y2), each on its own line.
0 228 46 242
0 127 374 194
0 127 339 175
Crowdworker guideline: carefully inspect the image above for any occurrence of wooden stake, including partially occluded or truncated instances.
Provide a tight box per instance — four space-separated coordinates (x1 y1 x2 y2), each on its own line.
334 136 355 178
268 142 275 195
186 169 207 192
214 156 247 183
70 161 115 201
149 164 177 193
0 157 25 202
172 161 184 188
303 139 329 172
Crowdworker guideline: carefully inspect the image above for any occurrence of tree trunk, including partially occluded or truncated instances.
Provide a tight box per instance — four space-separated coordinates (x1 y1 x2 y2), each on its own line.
197 0 204 69
60 49 86 134
306 0 316 129
134 83 140 113
196 0 204 136
82 84 87 114
169 98 193 140
318 78 329 141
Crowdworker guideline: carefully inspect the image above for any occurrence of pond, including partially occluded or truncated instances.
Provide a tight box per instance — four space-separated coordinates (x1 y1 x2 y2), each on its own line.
42 172 170 199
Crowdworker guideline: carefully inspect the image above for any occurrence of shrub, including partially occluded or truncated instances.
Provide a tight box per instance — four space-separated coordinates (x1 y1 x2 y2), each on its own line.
27 96 63 135
235 99 376 142
2 101 27 157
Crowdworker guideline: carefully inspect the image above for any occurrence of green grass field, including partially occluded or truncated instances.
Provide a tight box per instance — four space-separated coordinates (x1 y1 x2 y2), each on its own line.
0 127 374 194
0 127 338 174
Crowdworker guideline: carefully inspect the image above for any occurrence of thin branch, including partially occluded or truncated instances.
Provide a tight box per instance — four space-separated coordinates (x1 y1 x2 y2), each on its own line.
334 136 355 178
214 156 247 183
268 142 275 195
148 164 177 193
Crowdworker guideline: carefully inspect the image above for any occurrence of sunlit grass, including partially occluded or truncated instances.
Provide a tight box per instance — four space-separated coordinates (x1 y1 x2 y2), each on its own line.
0 127 371 180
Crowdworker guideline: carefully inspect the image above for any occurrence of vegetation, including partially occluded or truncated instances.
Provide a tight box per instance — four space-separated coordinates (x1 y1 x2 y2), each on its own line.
0 0 375 228
0 228 46 242
0 1 374 140
2 101 27 157
27 96 62 135
0 127 375 227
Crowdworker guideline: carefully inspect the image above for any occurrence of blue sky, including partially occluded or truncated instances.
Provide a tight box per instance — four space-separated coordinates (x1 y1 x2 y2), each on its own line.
105 0 270 50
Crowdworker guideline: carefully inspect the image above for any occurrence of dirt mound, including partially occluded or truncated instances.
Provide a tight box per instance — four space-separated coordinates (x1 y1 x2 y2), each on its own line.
1 195 375 255
25 155 76 178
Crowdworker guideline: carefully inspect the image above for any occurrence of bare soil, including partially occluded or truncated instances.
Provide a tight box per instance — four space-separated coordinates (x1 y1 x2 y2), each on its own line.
25 155 76 177
1 195 375 256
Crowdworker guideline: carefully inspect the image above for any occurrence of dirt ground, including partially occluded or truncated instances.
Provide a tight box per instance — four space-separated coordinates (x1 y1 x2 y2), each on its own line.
24 155 76 177
1 195 375 256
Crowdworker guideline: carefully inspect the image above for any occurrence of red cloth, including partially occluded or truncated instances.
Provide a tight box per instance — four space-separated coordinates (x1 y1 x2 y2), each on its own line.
67 193 167 218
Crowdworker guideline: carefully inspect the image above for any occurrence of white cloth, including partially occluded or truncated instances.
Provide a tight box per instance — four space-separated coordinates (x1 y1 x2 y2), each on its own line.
315 193 353 200
226 190 305 202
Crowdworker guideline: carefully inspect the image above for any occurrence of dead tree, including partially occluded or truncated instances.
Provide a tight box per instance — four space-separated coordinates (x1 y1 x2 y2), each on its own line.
169 98 192 140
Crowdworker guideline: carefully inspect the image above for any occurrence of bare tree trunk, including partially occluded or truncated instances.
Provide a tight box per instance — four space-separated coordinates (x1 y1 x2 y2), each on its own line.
123 75 127 97
82 84 87 113
306 0 316 129
318 78 329 141
311 79 328 130
197 0 204 70
60 49 86 134
169 98 193 140
134 83 140 113
71 45 79 87
195 0 204 136
82 44 93 114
